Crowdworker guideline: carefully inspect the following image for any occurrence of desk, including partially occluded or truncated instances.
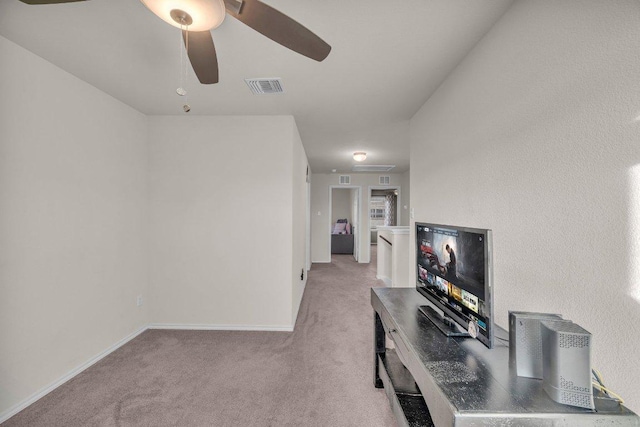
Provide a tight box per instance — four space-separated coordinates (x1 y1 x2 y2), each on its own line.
371 287 640 427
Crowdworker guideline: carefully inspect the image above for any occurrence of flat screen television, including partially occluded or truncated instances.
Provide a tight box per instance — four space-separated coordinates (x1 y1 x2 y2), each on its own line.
415 222 494 348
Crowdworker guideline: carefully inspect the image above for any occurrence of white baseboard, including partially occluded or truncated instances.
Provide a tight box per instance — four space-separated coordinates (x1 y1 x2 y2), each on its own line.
0 325 148 424
148 323 294 332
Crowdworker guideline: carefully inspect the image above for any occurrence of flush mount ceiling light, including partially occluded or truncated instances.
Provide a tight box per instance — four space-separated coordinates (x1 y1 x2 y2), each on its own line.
140 0 226 32
353 152 367 162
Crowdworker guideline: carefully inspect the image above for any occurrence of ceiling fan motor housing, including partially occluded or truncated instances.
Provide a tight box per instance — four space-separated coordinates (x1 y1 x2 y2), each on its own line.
140 0 226 31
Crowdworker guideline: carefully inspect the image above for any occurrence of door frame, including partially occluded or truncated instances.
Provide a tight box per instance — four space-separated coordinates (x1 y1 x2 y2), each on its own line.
367 186 402 249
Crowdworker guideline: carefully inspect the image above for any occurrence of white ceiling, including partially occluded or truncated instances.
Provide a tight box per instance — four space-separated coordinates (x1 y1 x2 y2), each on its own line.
0 0 513 173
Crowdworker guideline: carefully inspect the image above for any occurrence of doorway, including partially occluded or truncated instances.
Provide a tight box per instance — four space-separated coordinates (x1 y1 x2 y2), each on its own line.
328 186 360 262
367 187 401 248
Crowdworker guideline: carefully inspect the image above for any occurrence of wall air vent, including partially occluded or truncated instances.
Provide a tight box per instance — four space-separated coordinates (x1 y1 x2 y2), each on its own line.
245 78 284 94
351 165 395 172
379 176 390 185
339 175 351 185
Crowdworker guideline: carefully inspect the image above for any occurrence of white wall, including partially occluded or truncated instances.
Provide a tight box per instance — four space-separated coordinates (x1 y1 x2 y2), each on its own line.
0 36 148 417
410 0 640 412
399 170 411 226
311 173 409 263
291 122 309 324
350 188 359 260
331 188 352 224
148 115 304 329
0 35 311 418
350 188 359 228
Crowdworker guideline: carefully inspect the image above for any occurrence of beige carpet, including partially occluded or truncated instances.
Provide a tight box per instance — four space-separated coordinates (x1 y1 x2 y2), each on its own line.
3 248 397 426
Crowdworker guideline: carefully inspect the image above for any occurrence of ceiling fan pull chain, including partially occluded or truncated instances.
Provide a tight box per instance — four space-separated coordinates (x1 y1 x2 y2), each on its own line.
182 24 191 113
184 26 189 94
176 23 187 97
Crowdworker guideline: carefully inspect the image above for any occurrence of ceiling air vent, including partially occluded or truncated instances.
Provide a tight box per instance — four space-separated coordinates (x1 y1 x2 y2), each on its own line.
352 165 395 172
245 78 284 94
339 175 351 185
379 176 390 185
225 0 243 14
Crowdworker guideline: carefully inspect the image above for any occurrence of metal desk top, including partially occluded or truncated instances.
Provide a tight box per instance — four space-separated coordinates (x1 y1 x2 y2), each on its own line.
372 287 639 427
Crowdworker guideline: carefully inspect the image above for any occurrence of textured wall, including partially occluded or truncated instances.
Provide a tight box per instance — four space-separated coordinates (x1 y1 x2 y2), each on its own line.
410 0 640 412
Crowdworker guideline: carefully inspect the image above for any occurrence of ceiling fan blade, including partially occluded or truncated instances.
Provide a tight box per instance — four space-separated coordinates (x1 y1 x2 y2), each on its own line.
183 30 219 85
224 0 331 62
19 0 86 4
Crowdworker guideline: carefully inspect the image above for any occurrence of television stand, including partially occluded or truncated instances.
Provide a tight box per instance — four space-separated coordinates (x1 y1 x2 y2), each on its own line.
372 287 640 427
418 305 470 338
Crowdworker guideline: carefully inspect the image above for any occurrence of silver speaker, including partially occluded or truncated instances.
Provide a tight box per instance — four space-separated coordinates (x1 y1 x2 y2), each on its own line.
541 320 594 409
509 311 567 378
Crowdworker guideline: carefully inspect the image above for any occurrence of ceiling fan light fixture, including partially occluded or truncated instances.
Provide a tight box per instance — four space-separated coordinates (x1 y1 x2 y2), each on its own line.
140 0 226 31
353 152 367 162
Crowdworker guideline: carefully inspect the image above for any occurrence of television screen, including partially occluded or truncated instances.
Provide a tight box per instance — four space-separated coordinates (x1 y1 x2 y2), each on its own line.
416 222 494 348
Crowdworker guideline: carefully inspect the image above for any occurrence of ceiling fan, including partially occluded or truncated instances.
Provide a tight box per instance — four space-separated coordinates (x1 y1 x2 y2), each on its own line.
18 0 331 84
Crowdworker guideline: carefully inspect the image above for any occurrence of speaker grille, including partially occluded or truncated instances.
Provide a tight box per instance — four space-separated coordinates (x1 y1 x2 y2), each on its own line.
559 333 590 348
559 376 590 394
560 390 593 408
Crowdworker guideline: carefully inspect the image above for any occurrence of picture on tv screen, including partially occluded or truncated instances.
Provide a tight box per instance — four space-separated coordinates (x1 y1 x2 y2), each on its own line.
416 224 491 335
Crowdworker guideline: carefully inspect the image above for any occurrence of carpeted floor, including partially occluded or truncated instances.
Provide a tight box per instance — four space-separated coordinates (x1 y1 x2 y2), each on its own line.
3 247 396 426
